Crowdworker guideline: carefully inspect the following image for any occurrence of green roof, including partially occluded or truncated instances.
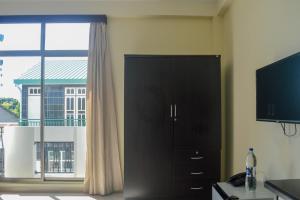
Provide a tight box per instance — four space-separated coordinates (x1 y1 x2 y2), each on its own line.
14 60 87 85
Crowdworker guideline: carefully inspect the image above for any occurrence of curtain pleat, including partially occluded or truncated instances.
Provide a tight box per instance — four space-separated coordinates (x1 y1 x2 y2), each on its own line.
84 22 123 195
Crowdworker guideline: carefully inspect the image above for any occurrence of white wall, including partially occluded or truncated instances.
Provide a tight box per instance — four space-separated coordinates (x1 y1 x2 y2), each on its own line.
4 127 35 178
223 0 300 180
27 96 41 120
3 126 86 178
74 127 86 178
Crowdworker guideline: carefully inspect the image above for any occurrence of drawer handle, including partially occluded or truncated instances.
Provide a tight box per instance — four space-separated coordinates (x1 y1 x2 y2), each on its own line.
190 156 204 160
190 187 204 190
190 172 204 175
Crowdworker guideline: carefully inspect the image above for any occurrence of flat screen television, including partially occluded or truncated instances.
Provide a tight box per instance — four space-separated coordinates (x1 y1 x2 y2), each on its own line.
256 52 300 123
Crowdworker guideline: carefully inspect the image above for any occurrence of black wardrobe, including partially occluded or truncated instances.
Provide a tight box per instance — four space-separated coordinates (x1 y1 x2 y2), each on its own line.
125 55 221 200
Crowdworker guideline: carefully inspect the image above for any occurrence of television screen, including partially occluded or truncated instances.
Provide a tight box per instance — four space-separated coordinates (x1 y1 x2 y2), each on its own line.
256 52 300 123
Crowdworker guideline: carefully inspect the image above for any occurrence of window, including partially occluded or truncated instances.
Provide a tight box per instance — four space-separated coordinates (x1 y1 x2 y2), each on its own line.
0 24 40 50
65 87 86 127
0 15 102 180
28 87 41 95
0 57 41 177
45 23 89 50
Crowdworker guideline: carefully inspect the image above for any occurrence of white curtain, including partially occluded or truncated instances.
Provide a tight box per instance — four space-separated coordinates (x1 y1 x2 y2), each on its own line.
85 22 123 195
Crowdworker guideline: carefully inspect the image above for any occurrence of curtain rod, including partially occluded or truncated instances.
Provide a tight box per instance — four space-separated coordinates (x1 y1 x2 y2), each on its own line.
0 15 107 24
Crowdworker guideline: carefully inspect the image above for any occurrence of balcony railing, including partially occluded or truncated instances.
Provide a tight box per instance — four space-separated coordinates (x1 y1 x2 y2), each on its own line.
0 126 85 177
0 127 4 177
19 119 86 127
35 142 74 174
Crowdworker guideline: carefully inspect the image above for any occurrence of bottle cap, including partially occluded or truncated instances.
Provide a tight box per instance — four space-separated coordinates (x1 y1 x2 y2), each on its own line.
249 147 254 151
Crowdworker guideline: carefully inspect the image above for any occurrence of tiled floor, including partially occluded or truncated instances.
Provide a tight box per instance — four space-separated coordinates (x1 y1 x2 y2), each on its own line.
0 193 123 200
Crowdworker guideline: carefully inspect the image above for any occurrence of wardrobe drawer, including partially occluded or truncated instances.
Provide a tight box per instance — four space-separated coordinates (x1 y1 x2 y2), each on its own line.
175 149 217 164
174 180 212 198
175 165 218 180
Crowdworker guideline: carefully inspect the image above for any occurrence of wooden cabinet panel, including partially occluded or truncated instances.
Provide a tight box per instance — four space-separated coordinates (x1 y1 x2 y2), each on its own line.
175 165 217 180
171 56 221 149
125 56 173 199
174 180 215 199
125 55 221 200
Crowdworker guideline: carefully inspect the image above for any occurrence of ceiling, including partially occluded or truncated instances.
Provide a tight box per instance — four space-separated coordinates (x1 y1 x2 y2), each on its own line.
0 0 218 2
0 0 229 17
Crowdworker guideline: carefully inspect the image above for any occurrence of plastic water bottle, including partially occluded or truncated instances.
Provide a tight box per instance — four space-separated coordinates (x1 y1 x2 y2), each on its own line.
245 148 257 191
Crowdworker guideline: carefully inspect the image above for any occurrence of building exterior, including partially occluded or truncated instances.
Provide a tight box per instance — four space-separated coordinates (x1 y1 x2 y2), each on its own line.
14 60 87 127
9 60 88 177
0 107 18 176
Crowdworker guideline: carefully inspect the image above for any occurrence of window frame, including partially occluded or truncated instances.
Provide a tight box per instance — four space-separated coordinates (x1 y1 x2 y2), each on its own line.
28 87 41 95
0 15 104 183
64 87 86 127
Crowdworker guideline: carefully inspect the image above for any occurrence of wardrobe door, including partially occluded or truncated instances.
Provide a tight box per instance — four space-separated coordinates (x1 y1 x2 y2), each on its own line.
172 56 221 149
171 56 221 200
125 56 173 200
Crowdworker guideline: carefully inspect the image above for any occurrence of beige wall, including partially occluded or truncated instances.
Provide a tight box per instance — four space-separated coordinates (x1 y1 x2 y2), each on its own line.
0 0 242 183
222 4 234 179
223 0 300 180
0 0 227 183
2 0 299 187
108 16 222 174
212 16 227 181
0 1 218 17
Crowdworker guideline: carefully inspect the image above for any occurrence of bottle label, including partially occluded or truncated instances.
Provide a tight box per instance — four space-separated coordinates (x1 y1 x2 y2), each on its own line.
246 167 253 177
246 167 256 190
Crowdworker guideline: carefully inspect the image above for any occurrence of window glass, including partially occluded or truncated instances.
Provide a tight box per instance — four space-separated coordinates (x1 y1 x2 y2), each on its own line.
0 24 41 50
78 98 82 110
45 23 90 50
0 57 41 178
44 57 87 178
0 20 89 180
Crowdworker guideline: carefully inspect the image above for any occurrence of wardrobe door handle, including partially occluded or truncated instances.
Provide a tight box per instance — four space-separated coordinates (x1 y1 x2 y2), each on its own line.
174 104 177 121
190 187 203 190
190 156 204 160
174 104 177 117
190 172 204 175
170 104 173 118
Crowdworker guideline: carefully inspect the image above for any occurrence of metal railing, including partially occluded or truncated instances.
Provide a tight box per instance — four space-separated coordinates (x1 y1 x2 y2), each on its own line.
0 127 4 177
35 142 74 174
19 119 86 127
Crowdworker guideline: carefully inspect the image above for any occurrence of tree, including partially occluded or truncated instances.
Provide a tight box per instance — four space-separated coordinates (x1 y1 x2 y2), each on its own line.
0 98 20 118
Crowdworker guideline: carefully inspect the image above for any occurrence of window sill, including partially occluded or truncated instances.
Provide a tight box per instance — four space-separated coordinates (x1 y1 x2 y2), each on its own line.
0 180 84 193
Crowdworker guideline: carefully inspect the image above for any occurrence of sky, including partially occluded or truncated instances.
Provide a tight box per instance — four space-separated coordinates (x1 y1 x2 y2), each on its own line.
0 23 90 101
